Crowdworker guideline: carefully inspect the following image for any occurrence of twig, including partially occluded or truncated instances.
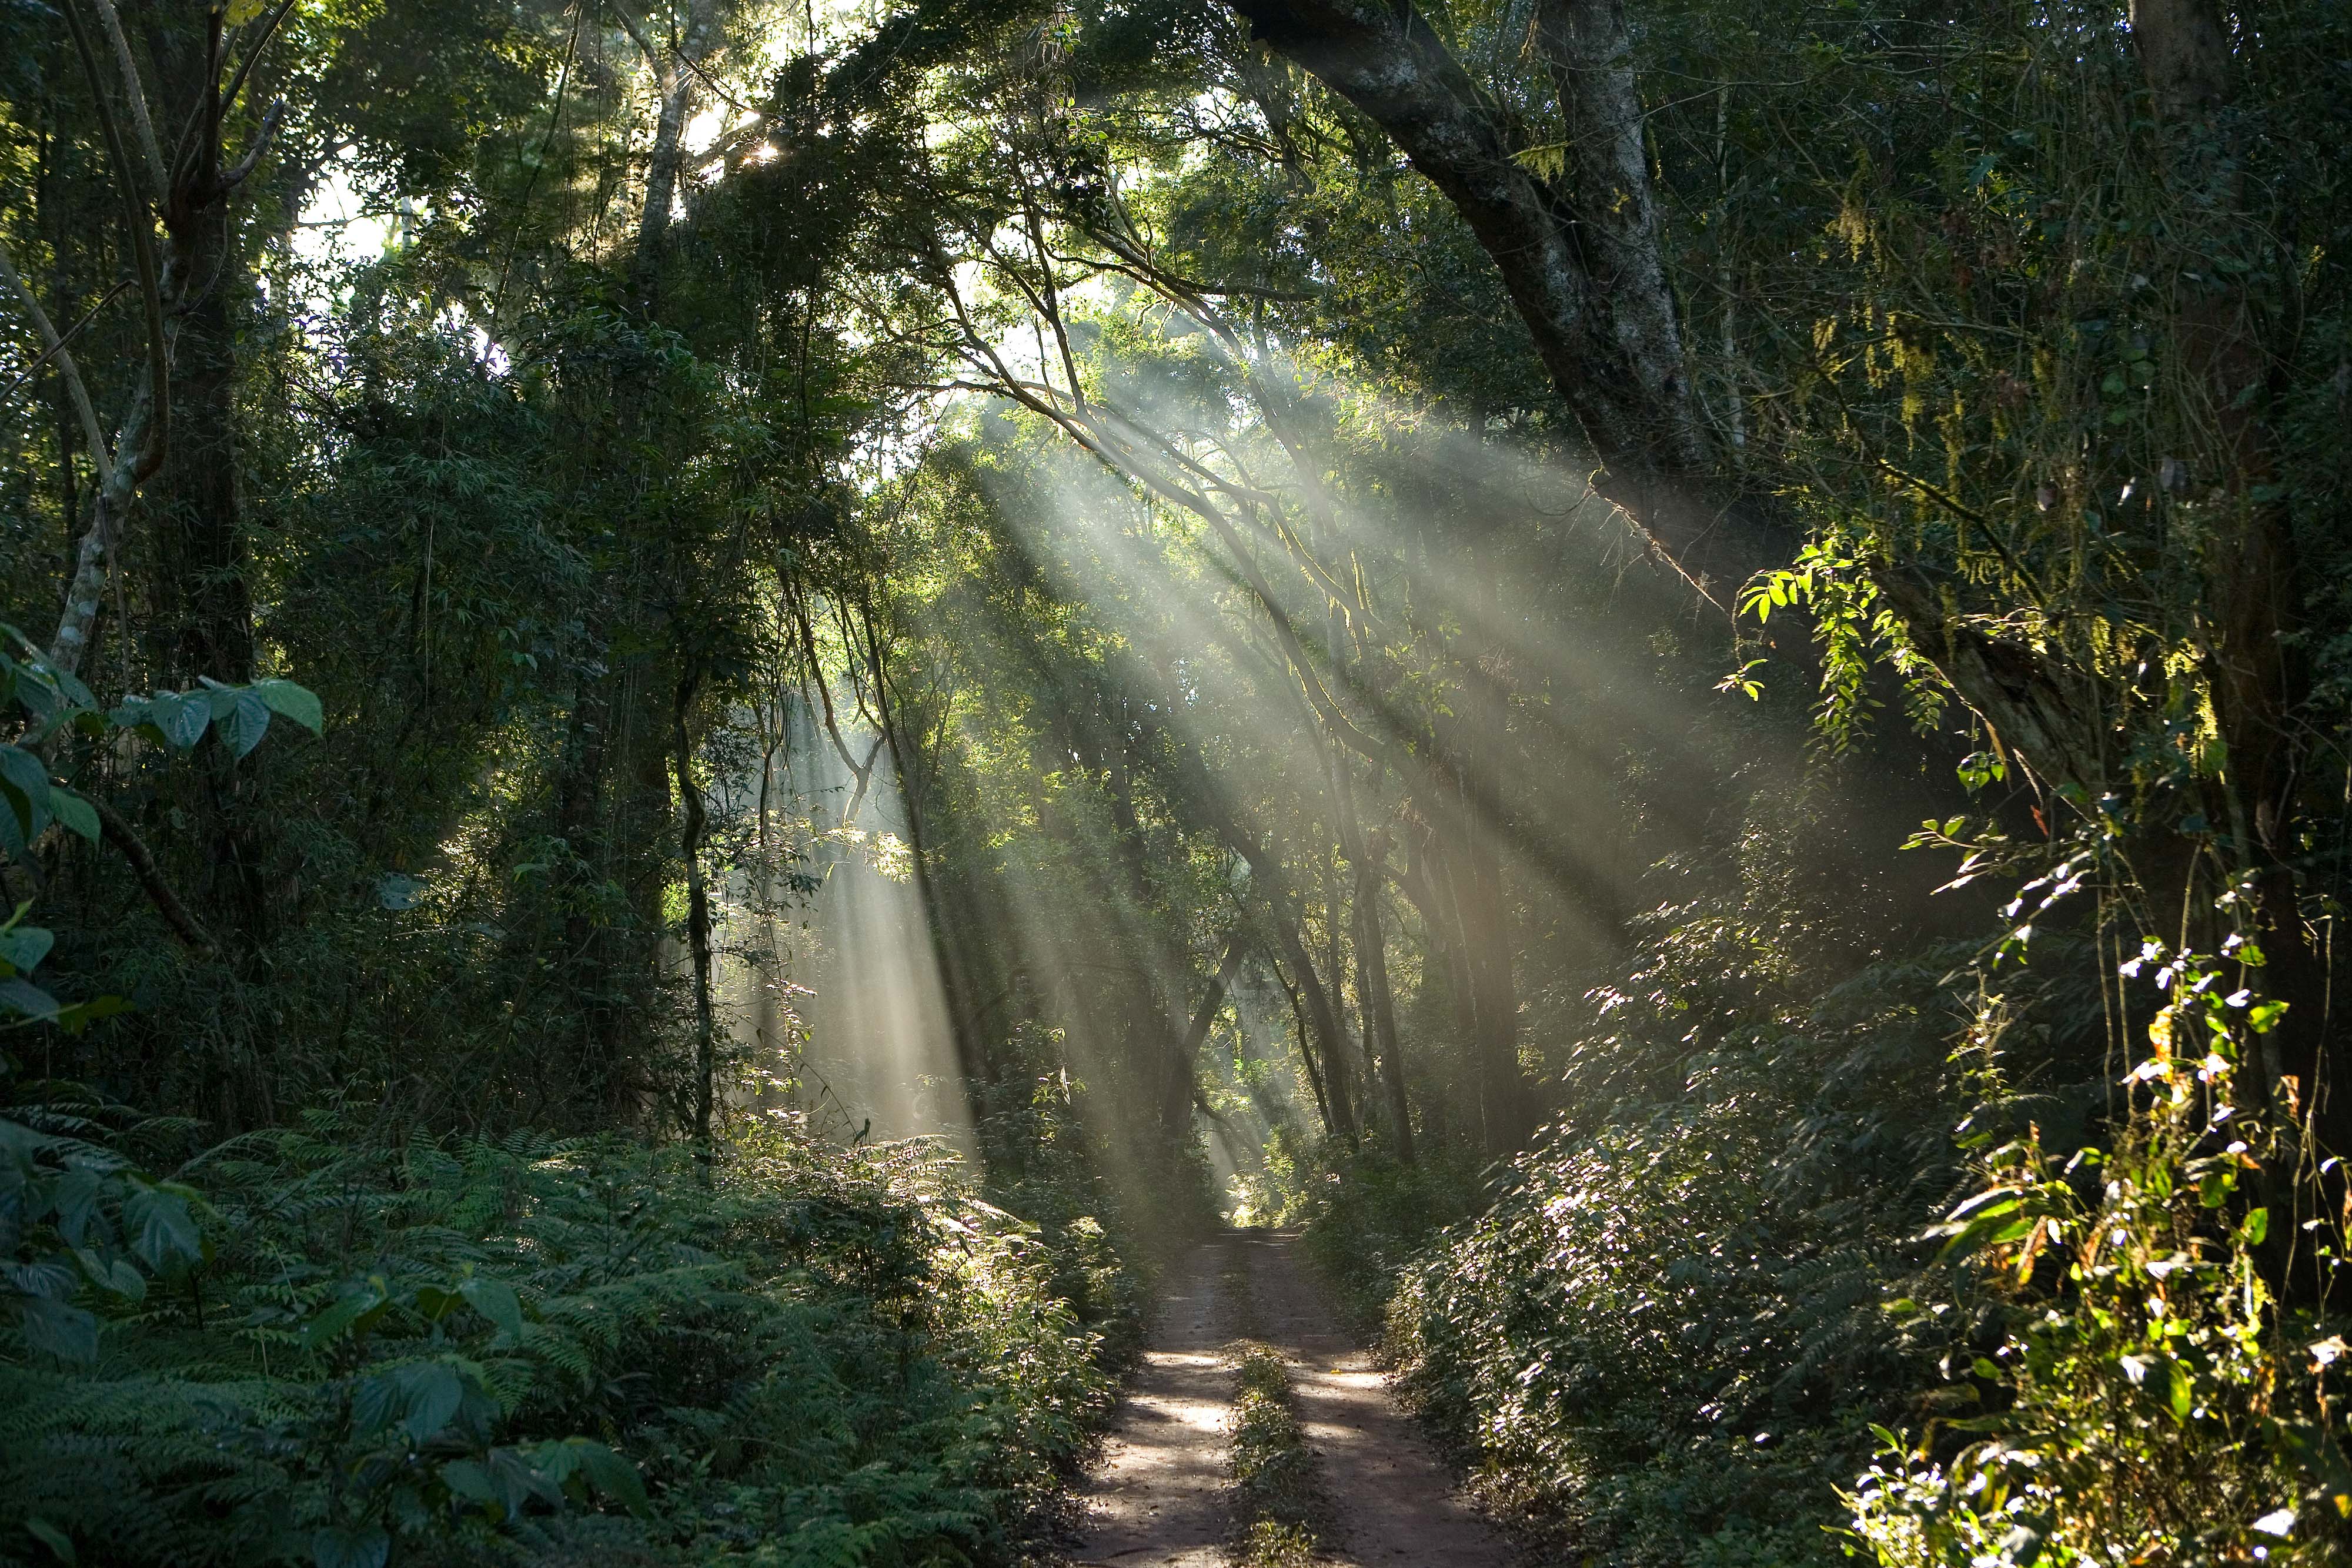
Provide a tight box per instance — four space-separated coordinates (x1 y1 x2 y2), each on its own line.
0 245 116 487
602 0 757 114
0 279 130 414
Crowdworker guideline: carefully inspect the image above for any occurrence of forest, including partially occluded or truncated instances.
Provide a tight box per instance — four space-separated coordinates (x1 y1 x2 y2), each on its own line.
2 0 2350 1563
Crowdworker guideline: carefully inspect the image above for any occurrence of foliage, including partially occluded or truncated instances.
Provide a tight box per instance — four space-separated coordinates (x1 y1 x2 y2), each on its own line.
1339 818 2003 1568
1 1104 1126 1567
1850 945 2352 1565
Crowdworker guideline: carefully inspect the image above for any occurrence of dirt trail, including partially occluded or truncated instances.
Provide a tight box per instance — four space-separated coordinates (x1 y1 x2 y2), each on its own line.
1070 1231 1512 1567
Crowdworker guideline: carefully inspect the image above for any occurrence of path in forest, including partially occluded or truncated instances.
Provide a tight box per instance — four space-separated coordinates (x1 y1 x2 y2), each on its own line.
1069 1230 1512 1567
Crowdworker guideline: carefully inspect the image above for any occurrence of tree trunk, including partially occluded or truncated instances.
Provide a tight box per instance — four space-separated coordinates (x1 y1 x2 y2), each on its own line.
2128 0 2341 1159
1170 933 1249 1137
629 0 721 316
1353 841 1412 1163
673 671 718 1155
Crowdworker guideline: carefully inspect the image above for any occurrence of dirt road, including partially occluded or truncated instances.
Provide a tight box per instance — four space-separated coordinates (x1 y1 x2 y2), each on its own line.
1069 1231 1511 1567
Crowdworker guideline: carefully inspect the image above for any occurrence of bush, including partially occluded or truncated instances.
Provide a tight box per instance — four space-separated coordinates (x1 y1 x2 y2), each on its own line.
1347 886 1981 1568
1 1100 1130 1567
1849 947 2352 1566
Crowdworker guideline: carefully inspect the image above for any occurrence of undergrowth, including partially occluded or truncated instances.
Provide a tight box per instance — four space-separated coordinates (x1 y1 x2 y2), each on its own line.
1 1096 1132 1568
1304 838 2012 1568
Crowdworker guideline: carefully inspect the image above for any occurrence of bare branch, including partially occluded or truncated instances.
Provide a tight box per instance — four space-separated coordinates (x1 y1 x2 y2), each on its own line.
0 280 129 417
83 0 167 197
92 798 218 957
217 0 299 123
218 98 286 191
62 0 169 484
0 244 116 489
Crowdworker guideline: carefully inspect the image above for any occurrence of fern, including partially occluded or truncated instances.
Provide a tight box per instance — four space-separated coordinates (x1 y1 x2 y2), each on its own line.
2 1105 1131 1567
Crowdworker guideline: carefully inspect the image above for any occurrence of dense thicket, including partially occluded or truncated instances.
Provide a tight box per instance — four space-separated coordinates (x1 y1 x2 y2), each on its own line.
3 0 2349 1564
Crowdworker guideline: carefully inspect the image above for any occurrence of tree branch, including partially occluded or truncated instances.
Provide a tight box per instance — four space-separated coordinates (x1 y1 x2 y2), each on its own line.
83 0 167 197
0 245 116 489
92 798 218 957
62 0 169 485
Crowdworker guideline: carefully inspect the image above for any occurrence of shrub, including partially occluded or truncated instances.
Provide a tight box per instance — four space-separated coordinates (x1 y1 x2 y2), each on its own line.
1349 897 1980 1567
1849 946 2352 1566
1 1101 1128 1567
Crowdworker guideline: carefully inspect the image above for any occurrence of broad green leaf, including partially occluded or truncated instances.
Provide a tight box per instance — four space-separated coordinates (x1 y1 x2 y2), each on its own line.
459 1276 524 1340
220 690 273 758
310 1525 389 1568
0 745 51 837
571 1440 652 1515
352 1370 403 1437
23 1517 75 1563
0 977 61 1022
0 922 54 974
440 1459 499 1511
253 679 324 735
46 788 98 844
302 1283 388 1351
52 1168 103 1246
412 1284 460 1323
45 662 96 713
16 1296 98 1363
122 1183 202 1270
396 1361 465 1441
147 692 213 751
105 1257 147 1303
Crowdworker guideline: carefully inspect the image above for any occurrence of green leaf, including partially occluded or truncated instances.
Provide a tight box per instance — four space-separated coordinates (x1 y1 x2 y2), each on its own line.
23 1518 75 1563
302 1283 389 1352
0 745 51 838
146 692 213 751
219 690 273 759
0 977 61 1022
16 1296 98 1363
122 1183 202 1271
52 1169 103 1246
45 662 96 714
572 1440 651 1515
46 788 98 844
2240 1207 2271 1248
459 1276 524 1340
310 1525 389 1568
0 922 54 974
352 1370 403 1437
412 1284 460 1323
440 1459 499 1511
253 679 324 735
54 995 131 1036
397 1361 465 1441
2161 1354 2194 1420
104 1257 147 1303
